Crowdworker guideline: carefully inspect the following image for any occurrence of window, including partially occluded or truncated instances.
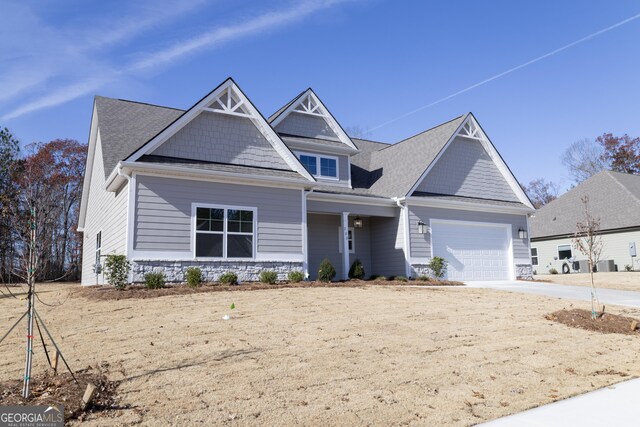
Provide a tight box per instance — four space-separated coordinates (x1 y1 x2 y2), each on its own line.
195 206 255 258
557 244 572 260
531 247 538 266
95 231 101 266
338 227 355 253
296 152 338 179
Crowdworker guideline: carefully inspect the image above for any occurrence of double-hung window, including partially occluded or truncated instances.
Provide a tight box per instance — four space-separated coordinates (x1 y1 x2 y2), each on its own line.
195 205 255 259
531 247 538 266
557 244 572 260
296 152 338 179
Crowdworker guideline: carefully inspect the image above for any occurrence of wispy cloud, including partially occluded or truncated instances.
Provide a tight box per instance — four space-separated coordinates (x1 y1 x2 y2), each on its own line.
1 0 356 121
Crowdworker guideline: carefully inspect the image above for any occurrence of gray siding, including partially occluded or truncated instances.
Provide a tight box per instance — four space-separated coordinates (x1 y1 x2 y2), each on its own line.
307 214 372 280
415 136 519 202
408 206 529 260
134 175 302 254
307 200 396 217
370 214 406 277
152 112 291 170
275 112 339 140
81 132 129 285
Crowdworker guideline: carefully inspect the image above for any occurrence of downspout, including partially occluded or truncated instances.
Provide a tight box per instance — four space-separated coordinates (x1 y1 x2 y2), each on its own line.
302 189 314 279
395 198 412 278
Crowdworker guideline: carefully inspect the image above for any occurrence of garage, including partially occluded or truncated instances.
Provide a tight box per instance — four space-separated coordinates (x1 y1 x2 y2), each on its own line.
431 220 512 281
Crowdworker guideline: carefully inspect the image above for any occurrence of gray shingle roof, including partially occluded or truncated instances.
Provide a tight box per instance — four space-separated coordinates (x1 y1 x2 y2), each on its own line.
530 170 640 238
280 134 349 149
95 96 183 178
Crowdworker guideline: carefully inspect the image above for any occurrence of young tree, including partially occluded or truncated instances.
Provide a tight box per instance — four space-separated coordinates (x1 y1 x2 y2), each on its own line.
524 178 559 209
597 133 640 175
573 195 604 320
0 127 20 283
561 138 608 183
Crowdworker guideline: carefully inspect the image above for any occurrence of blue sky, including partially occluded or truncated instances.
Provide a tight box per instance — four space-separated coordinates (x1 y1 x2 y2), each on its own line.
2 0 639 191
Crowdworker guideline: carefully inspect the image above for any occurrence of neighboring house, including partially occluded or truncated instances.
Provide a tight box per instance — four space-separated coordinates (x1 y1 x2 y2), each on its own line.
78 78 535 285
529 170 640 274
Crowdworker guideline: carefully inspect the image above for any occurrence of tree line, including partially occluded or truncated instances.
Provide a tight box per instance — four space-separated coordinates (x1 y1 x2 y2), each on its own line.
0 127 86 283
524 133 640 208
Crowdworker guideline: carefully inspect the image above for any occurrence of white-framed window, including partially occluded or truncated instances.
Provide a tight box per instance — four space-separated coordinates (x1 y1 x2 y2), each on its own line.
557 244 572 260
194 204 256 259
95 231 101 266
531 247 538 266
338 227 355 253
295 151 338 179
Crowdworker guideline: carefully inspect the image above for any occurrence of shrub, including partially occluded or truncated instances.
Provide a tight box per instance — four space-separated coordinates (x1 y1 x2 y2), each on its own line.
428 256 448 279
549 268 558 275
393 275 408 282
219 272 238 285
185 267 203 288
348 259 365 280
369 275 386 281
144 272 165 289
260 270 278 284
104 254 130 290
288 270 304 283
317 258 336 282
417 275 431 281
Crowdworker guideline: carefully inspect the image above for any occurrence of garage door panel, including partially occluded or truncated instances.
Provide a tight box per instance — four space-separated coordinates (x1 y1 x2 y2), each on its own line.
432 221 510 281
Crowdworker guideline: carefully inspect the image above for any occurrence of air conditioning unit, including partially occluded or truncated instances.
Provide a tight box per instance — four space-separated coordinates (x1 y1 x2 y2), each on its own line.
597 260 615 272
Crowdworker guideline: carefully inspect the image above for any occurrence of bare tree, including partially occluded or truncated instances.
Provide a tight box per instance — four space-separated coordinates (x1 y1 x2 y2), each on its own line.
573 195 604 319
562 138 609 183
524 178 559 208
344 125 372 140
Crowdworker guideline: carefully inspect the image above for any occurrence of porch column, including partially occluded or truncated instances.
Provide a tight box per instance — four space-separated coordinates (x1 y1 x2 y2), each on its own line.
341 212 350 280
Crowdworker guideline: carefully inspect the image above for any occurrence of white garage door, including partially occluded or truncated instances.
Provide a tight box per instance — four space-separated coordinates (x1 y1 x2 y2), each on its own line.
431 221 511 281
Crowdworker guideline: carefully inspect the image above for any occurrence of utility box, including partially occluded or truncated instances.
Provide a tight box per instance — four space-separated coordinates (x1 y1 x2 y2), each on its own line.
577 260 590 273
597 260 615 272
630 242 637 257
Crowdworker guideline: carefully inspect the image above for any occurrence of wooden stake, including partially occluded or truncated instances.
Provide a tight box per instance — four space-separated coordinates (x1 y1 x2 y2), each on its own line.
52 350 59 375
631 320 638 332
81 383 97 410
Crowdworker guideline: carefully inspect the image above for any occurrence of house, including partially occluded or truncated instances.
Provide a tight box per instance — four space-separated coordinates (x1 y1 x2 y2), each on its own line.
78 78 535 285
529 170 640 274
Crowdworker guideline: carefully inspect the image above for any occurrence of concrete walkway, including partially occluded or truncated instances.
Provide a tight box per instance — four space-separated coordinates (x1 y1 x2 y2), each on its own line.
479 378 640 426
465 280 640 308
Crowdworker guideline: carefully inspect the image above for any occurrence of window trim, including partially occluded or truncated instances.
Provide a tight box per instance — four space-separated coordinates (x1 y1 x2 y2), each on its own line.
338 226 355 254
531 247 538 266
557 244 572 260
191 203 257 260
294 151 339 180
95 230 102 267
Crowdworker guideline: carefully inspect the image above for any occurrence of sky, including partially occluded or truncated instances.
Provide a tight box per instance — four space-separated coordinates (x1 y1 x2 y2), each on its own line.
1 0 639 192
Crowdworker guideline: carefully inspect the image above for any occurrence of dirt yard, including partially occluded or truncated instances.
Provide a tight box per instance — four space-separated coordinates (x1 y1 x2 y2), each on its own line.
536 272 640 291
1 283 640 426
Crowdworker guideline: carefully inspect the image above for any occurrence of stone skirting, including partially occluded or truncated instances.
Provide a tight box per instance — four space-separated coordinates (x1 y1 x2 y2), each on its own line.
515 264 534 280
132 260 304 283
410 265 435 279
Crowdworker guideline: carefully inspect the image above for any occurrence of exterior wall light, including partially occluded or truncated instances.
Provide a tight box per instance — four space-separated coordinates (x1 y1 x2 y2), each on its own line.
353 217 363 228
518 228 528 239
417 221 426 234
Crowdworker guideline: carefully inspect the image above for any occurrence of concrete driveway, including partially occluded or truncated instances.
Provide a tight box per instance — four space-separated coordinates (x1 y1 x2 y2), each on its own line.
465 280 640 308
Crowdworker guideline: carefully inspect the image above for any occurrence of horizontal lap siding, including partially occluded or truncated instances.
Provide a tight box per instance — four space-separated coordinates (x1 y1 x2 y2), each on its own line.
370 214 406 277
408 206 529 260
134 175 302 254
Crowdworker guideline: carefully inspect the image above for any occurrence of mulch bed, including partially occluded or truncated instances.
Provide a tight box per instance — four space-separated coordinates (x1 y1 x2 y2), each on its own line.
0 365 124 422
76 279 464 301
545 309 640 336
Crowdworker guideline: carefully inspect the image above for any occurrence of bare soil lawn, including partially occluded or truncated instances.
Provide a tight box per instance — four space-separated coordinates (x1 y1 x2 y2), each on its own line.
1 283 640 426
536 272 640 292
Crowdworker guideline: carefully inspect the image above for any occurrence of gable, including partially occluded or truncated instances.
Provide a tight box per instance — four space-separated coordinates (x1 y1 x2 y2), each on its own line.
415 136 520 202
275 112 340 140
151 112 291 170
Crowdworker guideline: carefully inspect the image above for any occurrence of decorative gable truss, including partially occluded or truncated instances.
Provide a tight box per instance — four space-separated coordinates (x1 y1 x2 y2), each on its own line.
270 89 358 150
409 113 534 209
125 78 315 181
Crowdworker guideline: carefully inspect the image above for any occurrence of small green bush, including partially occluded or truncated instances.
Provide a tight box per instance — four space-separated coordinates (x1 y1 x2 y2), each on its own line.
428 256 448 279
369 275 386 281
288 271 304 283
144 272 165 289
104 254 130 290
260 270 278 284
219 272 238 285
317 258 336 282
348 259 365 280
185 267 203 288
393 275 408 282
549 268 558 275
417 275 431 281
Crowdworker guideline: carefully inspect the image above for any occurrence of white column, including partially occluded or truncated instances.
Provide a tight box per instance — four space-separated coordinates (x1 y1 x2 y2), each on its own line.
341 211 350 280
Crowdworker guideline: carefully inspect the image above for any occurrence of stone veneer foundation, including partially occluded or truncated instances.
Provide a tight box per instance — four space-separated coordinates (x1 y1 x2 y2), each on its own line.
132 260 303 283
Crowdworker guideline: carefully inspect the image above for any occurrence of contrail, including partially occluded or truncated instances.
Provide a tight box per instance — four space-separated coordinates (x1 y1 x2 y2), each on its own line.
368 12 640 133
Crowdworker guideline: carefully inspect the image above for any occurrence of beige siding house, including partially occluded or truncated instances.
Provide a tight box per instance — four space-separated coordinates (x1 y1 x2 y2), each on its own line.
78 78 535 285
